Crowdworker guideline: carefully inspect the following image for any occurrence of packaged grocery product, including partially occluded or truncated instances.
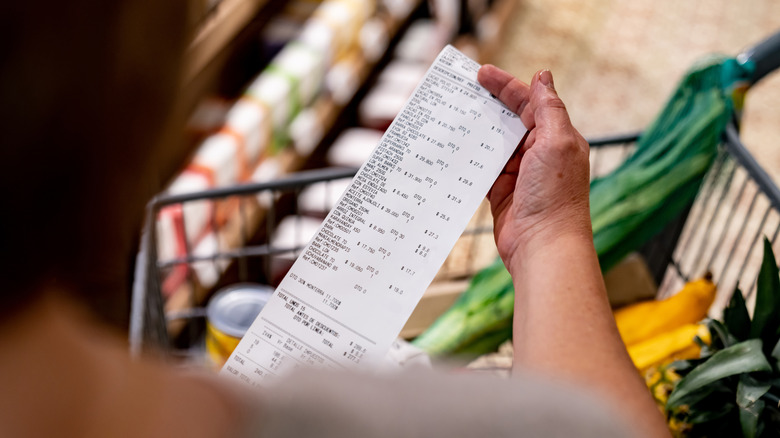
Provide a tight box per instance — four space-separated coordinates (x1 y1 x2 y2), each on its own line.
359 17 390 62
206 283 275 368
271 42 327 107
326 127 383 167
190 132 242 186
376 59 427 90
245 71 294 136
325 50 363 105
297 178 352 215
357 60 426 129
309 0 376 61
162 174 213 247
223 98 272 168
380 0 417 20
393 19 442 63
190 231 228 290
250 156 284 208
358 84 410 129
289 107 326 155
268 215 323 283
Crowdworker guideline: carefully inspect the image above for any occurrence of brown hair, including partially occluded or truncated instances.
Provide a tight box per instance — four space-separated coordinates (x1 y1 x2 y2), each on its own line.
0 1 188 328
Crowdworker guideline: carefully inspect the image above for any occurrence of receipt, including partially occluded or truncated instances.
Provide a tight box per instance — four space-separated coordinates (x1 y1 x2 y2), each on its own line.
221 46 527 386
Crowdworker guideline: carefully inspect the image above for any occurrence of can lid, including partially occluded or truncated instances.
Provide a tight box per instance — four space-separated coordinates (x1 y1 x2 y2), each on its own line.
207 283 274 337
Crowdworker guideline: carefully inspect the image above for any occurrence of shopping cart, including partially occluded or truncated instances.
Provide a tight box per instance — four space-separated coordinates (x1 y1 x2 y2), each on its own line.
130 32 780 361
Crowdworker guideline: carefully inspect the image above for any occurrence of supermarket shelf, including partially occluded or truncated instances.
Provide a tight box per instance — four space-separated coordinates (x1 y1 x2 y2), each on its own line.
163 3 428 319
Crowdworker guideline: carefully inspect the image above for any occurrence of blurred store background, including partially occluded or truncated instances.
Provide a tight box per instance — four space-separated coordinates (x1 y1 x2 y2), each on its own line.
499 0 780 180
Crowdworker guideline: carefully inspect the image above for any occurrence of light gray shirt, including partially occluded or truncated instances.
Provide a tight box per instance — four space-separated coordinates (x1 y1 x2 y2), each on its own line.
244 368 634 437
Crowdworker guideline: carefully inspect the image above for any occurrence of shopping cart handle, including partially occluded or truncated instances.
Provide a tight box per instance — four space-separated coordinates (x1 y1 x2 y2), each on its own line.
739 30 780 84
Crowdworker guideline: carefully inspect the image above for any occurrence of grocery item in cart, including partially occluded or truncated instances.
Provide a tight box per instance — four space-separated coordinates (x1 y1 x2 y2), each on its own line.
206 283 274 368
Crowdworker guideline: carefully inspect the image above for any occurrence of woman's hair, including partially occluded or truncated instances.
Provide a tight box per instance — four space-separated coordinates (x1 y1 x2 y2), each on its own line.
0 1 188 328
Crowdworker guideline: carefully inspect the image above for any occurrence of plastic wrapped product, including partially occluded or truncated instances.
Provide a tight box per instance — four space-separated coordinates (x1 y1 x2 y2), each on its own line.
326 127 383 167
271 215 323 250
245 40 328 152
358 84 410 129
297 178 352 216
160 172 213 251
245 71 293 140
272 42 327 108
324 50 363 105
223 97 272 168
357 60 426 128
269 215 323 283
393 19 442 63
157 204 190 297
377 59 427 90
250 157 284 208
289 106 325 156
298 18 337 66
311 4 354 61
188 132 244 229
311 0 375 61
157 204 190 266
191 132 242 187
156 170 214 298
380 0 417 20
359 17 390 62
190 231 229 290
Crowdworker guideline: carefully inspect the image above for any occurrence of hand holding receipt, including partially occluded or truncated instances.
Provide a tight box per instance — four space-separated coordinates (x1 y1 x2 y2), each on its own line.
221 46 527 385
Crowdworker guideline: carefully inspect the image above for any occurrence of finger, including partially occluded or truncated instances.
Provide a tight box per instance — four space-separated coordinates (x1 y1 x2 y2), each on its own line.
477 64 531 116
529 69 577 140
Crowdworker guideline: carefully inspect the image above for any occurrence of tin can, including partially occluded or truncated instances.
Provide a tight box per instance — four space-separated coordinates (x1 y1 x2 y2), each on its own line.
205 283 274 368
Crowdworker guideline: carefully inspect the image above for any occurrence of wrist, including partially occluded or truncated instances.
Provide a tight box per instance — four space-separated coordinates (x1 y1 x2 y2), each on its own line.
504 222 595 278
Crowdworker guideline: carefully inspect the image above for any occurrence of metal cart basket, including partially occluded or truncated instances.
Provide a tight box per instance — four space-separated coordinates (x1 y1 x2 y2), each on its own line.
130 32 780 360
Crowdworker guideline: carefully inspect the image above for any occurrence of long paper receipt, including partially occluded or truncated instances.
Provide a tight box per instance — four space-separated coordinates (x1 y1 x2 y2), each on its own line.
221 46 527 385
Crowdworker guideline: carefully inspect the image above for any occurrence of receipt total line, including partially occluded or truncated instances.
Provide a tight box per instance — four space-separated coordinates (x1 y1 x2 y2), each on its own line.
235 351 279 377
281 288 378 346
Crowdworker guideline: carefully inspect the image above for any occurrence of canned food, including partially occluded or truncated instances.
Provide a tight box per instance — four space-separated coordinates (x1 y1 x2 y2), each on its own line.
206 283 274 368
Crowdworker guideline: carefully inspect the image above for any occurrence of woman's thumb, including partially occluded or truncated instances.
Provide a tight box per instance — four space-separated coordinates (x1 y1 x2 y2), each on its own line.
531 69 573 132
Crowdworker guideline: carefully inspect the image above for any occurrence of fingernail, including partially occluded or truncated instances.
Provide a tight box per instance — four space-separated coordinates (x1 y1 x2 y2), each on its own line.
539 69 554 89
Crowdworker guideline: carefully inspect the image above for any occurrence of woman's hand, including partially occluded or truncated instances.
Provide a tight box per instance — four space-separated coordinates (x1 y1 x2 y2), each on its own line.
478 66 592 271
